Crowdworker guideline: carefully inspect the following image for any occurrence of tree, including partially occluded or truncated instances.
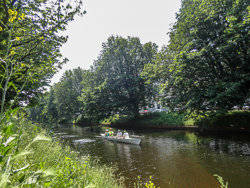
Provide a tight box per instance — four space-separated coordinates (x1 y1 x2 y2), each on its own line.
29 67 88 124
0 0 85 116
44 88 58 123
142 46 174 107
79 70 113 123
53 67 87 123
146 0 250 113
28 92 50 123
81 36 157 119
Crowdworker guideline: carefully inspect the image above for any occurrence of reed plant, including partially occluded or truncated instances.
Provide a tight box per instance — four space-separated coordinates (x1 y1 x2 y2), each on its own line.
0 109 123 187
214 174 228 188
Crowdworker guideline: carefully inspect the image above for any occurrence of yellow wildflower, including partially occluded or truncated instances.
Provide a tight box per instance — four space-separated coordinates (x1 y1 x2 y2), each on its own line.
9 17 14 22
21 13 25 19
18 13 25 21
8 9 18 23
8 9 13 15
10 50 16 56
16 37 21 41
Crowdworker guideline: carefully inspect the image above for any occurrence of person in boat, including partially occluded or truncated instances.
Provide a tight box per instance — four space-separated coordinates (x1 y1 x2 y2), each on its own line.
123 131 129 139
117 130 122 138
105 129 109 137
109 128 114 137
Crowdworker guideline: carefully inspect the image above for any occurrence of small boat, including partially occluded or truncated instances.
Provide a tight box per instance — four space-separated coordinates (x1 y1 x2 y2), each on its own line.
100 134 141 145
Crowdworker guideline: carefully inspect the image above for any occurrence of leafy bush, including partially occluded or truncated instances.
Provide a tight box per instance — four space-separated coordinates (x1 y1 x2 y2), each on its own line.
195 111 250 129
75 114 93 126
101 114 121 125
112 112 187 128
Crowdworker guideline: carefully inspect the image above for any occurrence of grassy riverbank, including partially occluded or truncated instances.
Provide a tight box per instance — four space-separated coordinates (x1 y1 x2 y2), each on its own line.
109 111 250 132
109 112 192 129
0 110 123 187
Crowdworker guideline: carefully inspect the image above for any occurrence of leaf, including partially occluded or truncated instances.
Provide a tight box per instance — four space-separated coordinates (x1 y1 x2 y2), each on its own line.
32 135 51 143
13 164 30 173
0 173 11 187
3 136 15 147
13 150 33 159
42 169 55 177
7 82 18 92
0 63 6 72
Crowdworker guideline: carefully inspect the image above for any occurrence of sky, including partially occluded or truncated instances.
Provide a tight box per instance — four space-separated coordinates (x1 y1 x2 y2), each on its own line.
52 0 182 83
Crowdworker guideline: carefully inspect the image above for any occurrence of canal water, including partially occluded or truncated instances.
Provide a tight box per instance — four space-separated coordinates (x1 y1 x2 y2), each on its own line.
54 125 250 188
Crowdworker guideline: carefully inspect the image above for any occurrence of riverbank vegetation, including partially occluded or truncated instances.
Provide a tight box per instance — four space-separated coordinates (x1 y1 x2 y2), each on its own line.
0 110 123 187
1 0 248 186
107 110 250 132
107 112 188 129
195 110 250 131
0 0 123 187
29 0 249 132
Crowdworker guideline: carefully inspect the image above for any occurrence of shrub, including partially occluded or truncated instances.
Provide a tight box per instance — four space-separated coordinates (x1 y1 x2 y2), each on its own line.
195 111 250 129
0 109 123 187
112 111 187 128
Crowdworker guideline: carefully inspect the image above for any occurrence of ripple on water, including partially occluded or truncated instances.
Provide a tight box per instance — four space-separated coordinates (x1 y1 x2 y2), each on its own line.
61 135 78 138
73 139 96 144
54 127 250 188
54 132 67 135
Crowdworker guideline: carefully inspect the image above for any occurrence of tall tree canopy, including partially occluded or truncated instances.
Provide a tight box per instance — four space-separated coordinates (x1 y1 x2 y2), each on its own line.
80 36 158 120
53 67 86 123
0 0 84 113
79 70 113 123
29 67 88 124
145 0 249 113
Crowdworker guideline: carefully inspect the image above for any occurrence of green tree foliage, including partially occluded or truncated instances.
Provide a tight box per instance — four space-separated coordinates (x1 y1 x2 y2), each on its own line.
29 89 59 124
53 67 86 123
145 0 250 112
0 0 84 114
79 70 112 123
28 92 50 123
45 89 58 123
79 36 157 121
29 67 87 124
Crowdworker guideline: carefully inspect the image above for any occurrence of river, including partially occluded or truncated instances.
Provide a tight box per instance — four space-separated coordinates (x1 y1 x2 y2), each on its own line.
54 125 250 188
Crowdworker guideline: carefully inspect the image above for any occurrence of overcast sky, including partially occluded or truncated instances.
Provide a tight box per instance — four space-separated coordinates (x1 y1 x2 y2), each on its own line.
52 0 181 83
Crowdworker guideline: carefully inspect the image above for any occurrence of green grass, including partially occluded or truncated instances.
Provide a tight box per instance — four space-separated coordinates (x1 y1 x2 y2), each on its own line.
184 118 195 126
0 109 124 187
111 112 189 128
108 110 250 130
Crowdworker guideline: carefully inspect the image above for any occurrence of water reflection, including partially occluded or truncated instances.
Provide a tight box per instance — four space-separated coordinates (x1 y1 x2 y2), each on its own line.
55 126 250 188
193 134 250 156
